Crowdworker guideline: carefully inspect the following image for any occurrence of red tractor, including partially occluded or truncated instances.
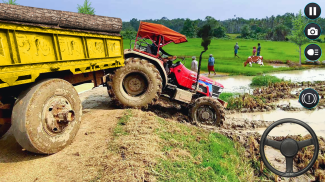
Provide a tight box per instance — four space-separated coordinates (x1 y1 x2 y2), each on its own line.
106 22 227 126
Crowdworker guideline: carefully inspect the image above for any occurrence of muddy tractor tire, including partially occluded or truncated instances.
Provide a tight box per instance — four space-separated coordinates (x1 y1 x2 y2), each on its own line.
190 97 225 127
11 79 82 154
108 57 163 109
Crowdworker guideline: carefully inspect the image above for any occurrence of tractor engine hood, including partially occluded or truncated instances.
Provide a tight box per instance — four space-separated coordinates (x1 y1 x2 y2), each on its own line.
198 75 224 88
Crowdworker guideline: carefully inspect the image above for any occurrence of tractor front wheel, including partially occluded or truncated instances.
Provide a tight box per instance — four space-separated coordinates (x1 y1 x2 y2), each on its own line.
190 97 225 127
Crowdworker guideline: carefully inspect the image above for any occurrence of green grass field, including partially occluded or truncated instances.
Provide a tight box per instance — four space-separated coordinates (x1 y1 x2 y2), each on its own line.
226 34 240 39
123 38 324 75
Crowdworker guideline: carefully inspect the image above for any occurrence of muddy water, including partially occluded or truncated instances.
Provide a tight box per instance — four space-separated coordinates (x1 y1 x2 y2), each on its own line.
228 108 325 137
268 68 325 82
213 75 255 93
212 68 325 93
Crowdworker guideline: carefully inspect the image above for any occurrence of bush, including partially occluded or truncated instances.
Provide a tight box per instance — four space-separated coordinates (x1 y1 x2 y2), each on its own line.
315 38 323 43
213 26 227 38
250 75 285 86
219 92 240 102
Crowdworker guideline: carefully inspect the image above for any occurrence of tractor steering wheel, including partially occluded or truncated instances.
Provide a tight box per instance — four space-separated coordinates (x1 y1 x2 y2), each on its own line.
260 118 319 177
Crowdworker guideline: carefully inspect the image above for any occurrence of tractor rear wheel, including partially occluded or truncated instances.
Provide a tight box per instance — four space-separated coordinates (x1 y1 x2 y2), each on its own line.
107 58 162 109
11 79 82 154
190 97 225 127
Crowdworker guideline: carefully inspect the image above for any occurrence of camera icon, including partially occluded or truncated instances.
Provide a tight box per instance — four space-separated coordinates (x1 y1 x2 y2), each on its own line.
308 27 318 36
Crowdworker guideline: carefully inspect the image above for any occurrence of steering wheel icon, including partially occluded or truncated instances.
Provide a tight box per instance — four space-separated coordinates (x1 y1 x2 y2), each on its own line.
260 118 319 177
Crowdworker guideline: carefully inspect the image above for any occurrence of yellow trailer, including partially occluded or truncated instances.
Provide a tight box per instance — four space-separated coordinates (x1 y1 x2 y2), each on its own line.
0 5 124 154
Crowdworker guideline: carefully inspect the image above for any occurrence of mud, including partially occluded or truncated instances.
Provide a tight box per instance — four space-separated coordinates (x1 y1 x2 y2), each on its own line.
225 81 325 113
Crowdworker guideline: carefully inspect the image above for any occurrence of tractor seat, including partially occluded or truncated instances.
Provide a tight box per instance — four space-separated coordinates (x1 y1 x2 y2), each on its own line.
146 45 152 54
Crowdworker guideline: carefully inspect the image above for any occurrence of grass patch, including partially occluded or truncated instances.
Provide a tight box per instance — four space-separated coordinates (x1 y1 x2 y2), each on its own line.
113 109 132 136
250 75 286 86
226 33 240 39
219 92 240 102
106 110 258 181
155 119 255 181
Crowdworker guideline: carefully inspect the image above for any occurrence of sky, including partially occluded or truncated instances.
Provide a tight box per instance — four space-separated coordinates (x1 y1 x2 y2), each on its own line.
15 0 325 21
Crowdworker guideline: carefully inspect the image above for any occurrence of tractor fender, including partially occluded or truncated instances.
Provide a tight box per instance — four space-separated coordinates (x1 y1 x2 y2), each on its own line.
217 98 228 108
124 49 168 87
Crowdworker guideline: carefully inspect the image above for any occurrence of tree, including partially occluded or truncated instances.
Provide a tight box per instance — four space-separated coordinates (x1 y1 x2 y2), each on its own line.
213 26 226 38
197 24 213 39
2 0 18 5
272 24 290 41
205 16 219 29
287 10 309 65
181 19 197 38
121 28 137 40
130 18 140 31
77 0 95 15
240 25 251 38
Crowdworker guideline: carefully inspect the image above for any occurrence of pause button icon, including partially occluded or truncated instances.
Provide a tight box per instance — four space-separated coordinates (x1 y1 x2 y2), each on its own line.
310 7 317 16
305 3 321 19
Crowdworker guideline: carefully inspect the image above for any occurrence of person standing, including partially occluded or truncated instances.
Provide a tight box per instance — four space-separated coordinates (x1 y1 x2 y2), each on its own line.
234 42 240 58
208 54 216 76
257 43 261 56
191 56 198 72
252 46 257 56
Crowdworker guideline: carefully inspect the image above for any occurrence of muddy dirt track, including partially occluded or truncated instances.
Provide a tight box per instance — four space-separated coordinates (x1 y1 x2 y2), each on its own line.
0 86 322 182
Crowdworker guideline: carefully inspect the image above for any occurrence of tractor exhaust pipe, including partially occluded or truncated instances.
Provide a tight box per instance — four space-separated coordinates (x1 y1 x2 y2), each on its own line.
194 50 206 92
194 24 211 92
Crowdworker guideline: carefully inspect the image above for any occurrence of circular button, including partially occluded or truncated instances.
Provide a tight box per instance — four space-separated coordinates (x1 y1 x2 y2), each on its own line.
305 3 321 19
304 23 322 40
304 44 322 61
299 88 319 109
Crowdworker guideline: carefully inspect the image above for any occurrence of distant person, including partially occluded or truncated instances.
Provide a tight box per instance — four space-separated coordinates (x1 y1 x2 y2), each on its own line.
252 46 257 56
208 54 216 76
257 43 261 56
234 42 240 58
191 56 198 72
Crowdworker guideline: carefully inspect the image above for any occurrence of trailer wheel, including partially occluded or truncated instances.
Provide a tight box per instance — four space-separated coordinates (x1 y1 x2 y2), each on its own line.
108 58 162 109
190 97 225 127
12 79 82 154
